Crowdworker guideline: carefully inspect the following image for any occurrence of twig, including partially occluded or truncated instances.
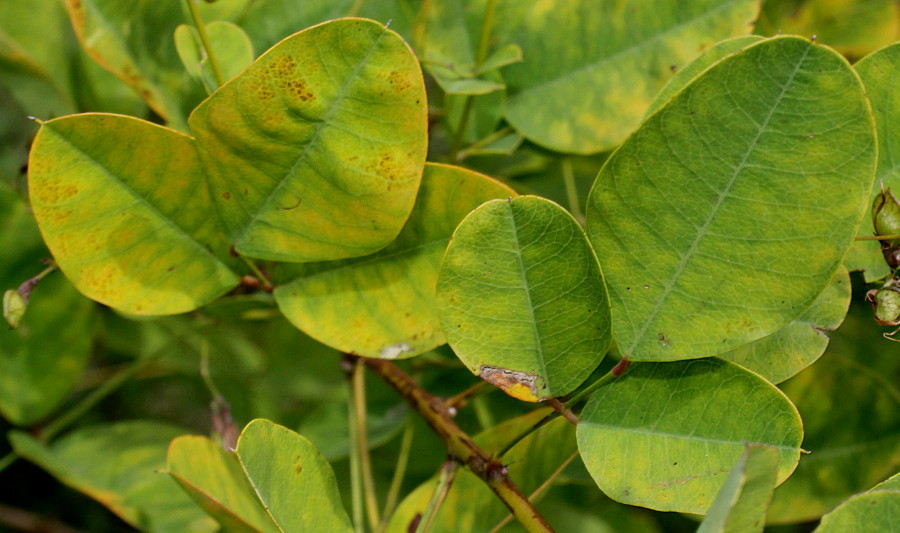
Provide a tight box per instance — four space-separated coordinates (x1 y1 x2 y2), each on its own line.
361 357 555 533
488 451 578 533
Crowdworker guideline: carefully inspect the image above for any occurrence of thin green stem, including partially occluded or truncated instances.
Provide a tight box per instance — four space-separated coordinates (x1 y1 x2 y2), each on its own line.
39 353 161 443
856 233 900 241
352 362 381 531
347 0 364 17
414 459 458 533
488 451 578 533
185 0 224 87
561 159 584 224
447 0 498 162
378 413 415 532
347 368 365 533
0 451 17 474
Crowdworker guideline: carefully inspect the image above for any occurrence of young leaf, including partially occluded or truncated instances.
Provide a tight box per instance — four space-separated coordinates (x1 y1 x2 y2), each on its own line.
493 0 761 153
28 114 240 315
697 444 780 533
437 196 611 401
174 21 254 91
10 422 217 533
586 36 876 362
766 354 900 524
576 358 803 514
234 419 355 533
718 267 851 384
275 163 514 359
191 18 428 262
845 43 900 281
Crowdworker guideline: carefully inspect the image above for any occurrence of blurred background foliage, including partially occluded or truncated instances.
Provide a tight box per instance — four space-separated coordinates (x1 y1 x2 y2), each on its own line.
0 0 897 531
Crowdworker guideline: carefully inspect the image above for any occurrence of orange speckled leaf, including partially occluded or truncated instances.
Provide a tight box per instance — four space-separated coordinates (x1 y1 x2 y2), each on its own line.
191 18 428 262
28 113 239 315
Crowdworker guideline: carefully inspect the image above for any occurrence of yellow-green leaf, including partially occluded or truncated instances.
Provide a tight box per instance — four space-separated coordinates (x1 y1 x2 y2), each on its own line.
577 358 802 514
274 163 514 358
28 113 240 315
191 18 428 262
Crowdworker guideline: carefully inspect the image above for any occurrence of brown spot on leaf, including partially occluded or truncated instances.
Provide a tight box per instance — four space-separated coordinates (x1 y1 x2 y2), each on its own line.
479 366 543 402
222 192 231 199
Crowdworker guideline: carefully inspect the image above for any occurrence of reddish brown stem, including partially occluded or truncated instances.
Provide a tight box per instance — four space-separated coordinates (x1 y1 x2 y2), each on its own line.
361 357 555 533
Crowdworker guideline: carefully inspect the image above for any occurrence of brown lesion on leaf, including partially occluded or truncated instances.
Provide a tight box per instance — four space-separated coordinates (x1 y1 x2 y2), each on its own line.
268 54 315 102
478 366 543 402
387 70 412 92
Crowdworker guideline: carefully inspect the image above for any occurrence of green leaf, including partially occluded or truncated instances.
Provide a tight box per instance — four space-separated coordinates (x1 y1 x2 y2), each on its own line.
718 267 851 384
697 444 780 533
227 0 356 54
437 196 612 401
234 419 354 533
475 44 523 75
644 35 764 118
576 358 803 514
586 36 876 362
873 472 900 492
167 436 279 533
64 0 208 128
275 163 514 359
0 0 77 116
766 354 900 524
813 489 900 533
493 0 760 153
175 21 254 92
191 18 427 262
28 113 240 315
846 43 900 281
387 409 576 533
10 421 217 533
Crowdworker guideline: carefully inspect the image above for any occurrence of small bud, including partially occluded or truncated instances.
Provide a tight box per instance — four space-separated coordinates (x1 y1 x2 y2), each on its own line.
866 287 900 326
3 289 27 328
873 187 900 244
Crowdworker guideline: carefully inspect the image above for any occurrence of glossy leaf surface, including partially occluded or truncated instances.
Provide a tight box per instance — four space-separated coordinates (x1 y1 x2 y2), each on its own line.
174 21 254 92
493 0 760 153
587 36 876 361
577 358 802 514
767 354 900 524
28 114 240 315
10 422 216 533
718 267 851 384
191 18 427 262
697 444 779 533
437 196 611 401
275 163 513 359
387 410 575 533
845 43 900 281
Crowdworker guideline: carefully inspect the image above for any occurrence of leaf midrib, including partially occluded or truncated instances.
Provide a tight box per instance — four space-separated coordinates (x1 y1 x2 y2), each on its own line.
43 124 234 276
236 25 389 244
623 42 812 357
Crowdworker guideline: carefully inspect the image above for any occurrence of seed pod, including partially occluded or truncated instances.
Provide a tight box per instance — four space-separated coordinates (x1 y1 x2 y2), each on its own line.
866 286 900 326
873 188 900 270
3 289 27 329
